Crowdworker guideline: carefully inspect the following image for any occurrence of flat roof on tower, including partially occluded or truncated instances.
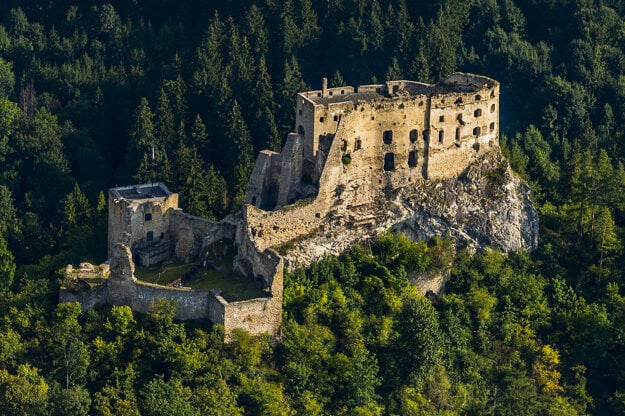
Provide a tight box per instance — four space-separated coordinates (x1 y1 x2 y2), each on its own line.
111 183 172 200
302 72 498 106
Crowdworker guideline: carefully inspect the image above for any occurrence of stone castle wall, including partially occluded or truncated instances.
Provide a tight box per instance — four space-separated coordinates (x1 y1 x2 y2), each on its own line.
167 211 236 263
108 185 179 259
62 73 513 342
242 73 501 254
62 243 281 338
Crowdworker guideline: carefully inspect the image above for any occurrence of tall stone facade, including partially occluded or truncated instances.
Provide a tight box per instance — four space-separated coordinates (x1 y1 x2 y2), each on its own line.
245 73 500 210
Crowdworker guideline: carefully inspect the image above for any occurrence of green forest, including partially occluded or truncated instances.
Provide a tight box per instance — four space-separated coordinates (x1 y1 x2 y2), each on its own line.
1 0 625 414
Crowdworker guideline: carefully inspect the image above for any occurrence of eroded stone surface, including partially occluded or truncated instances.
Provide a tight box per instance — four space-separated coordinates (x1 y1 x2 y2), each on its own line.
279 151 538 269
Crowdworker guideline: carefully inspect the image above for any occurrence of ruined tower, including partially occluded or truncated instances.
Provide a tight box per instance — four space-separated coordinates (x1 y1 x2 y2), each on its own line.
245 73 500 211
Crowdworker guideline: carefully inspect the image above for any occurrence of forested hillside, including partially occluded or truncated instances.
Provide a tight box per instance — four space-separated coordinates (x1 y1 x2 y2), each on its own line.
0 0 625 414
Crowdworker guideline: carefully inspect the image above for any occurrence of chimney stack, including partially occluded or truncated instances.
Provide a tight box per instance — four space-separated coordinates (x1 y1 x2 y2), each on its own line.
322 77 328 97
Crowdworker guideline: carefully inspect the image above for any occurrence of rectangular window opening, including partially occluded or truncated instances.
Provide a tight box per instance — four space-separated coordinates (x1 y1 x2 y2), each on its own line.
383 130 393 144
384 153 395 171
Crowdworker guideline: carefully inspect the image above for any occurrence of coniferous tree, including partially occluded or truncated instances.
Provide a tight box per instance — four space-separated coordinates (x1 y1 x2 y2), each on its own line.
251 57 280 152
0 236 15 291
0 58 15 98
0 185 17 235
278 56 308 136
226 101 254 210
163 76 188 129
385 57 403 81
128 97 157 177
189 114 209 159
155 88 176 152
245 4 269 61
329 70 344 88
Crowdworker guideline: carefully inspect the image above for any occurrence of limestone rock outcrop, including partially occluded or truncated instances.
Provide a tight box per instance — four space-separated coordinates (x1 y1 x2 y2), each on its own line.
280 150 538 269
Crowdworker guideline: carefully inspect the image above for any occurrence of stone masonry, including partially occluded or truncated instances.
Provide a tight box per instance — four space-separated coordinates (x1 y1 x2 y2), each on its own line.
61 72 537 339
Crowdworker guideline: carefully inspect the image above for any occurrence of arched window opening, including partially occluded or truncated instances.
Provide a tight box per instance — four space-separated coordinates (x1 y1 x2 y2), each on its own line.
408 151 417 167
474 108 482 117
473 126 481 136
455 127 460 142
489 122 495 132
409 129 418 143
490 104 496 113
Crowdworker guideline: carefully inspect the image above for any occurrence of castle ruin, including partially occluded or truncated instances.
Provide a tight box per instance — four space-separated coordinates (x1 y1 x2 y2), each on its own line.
60 73 538 339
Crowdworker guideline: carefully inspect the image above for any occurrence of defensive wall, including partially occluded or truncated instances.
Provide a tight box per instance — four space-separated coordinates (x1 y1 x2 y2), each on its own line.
243 73 500 255
62 72 504 341
63 183 283 339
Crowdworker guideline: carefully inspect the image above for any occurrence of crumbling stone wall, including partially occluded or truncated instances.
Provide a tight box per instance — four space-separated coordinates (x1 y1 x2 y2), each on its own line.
61 242 281 338
61 72 515 343
250 73 499 204
167 210 236 263
108 184 179 259
243 73 502 253
244 150 282 209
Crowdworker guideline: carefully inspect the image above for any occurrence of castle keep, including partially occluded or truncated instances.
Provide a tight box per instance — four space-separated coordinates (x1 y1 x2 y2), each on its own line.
245 73 499 211
243 73 503 253
61 73 538 338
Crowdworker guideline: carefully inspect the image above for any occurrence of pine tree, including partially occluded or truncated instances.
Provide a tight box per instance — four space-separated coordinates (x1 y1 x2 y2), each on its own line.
173 141 221 219
330 70 345 88
280 0 301 56
128 97 156 175
251 57 280 152
63 183 91 227
163 76 188 128
155 88 176 152
193 12 226 112
385 57 403 81
245 4 269 60
226 101 254 210
133 153 153 184
0 236 15 291
190 114 209 159
0 185 17 235
278 56 308 136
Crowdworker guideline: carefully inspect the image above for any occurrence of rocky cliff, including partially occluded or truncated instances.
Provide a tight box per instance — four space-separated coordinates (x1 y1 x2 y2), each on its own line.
281 149 539 268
